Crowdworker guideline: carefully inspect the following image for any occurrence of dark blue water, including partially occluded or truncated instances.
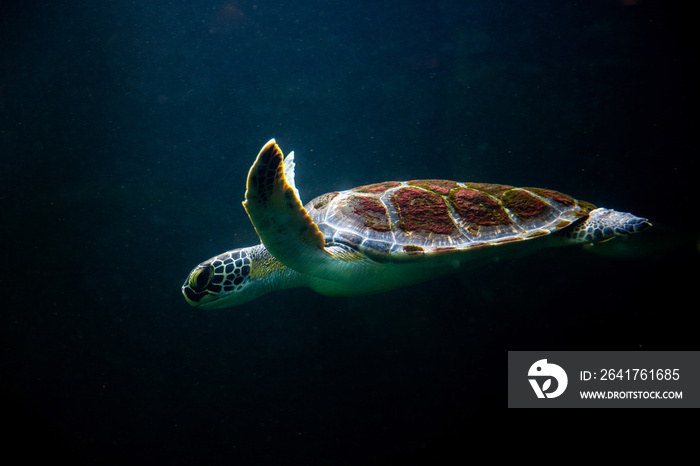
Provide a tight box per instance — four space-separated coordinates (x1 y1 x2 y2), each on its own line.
2 0 696 463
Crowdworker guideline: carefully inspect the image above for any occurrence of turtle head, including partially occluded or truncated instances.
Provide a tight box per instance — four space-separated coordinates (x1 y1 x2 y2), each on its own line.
182 244 301 309
182 246 266 309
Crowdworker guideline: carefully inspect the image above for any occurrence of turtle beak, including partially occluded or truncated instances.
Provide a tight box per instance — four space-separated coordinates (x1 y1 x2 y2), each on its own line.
182 284 205 306
182 268 217 308
182 284 223 308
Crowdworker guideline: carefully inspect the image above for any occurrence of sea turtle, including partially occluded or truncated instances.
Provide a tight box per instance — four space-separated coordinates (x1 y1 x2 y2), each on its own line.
182 139 651 309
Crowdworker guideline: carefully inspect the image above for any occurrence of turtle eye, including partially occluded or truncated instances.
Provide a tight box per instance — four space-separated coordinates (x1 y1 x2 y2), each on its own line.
189 265 213 292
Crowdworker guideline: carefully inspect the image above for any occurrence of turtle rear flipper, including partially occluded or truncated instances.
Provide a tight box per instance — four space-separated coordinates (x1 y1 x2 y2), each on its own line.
566 208 651 243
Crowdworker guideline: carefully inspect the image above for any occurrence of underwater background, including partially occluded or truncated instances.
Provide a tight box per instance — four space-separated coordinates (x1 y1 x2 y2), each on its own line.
2 0 697 463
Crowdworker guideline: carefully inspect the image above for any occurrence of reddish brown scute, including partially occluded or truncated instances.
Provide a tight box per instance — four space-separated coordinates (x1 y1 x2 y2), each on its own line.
391 187 455 235
341 194 390 231
304 179 595 258
312 191 339 210
407 179 458 195
449 187 511 226
353 181 402 194
500 189 549 219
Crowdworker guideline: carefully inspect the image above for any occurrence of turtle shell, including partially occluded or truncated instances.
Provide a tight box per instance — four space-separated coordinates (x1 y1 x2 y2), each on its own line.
304 180 596 261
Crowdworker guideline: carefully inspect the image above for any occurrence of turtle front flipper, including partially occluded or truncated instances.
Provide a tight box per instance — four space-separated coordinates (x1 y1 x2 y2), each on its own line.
243 139 334 276
566 208 651 243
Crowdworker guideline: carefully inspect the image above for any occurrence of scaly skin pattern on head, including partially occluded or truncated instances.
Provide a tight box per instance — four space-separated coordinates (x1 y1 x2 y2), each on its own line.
182 244 311 309
182 140 652 309
564 208 651 243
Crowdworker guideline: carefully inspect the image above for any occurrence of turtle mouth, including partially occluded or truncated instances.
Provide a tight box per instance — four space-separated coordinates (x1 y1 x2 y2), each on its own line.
182 285 207 304
182 282 222 308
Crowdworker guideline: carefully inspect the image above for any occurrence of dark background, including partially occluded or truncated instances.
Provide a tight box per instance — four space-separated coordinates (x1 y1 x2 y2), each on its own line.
2 0 697 463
